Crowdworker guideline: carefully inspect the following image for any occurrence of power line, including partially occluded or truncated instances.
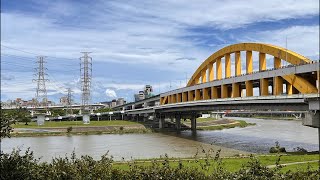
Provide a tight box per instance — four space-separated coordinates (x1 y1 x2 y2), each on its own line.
1 44 39 55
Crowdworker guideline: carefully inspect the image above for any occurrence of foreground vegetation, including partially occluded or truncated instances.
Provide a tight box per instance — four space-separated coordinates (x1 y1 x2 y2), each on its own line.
1 149 318 180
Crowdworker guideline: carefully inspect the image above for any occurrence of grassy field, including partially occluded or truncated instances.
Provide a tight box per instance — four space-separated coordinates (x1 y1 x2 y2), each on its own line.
113 154 319 173
13 120 141 128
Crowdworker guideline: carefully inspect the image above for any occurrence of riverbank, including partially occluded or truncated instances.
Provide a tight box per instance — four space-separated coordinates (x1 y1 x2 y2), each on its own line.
11 118 255 137
183 118 256 130
11 120 152 137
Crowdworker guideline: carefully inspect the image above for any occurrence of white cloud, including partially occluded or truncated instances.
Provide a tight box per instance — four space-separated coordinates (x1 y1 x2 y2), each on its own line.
105 89 117 98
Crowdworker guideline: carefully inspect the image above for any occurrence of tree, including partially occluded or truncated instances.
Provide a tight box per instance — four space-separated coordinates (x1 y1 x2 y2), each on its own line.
15 107 31 125
1 108 16 152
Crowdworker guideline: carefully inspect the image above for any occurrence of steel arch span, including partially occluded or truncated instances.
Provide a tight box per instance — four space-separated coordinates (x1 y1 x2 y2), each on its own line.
160 42 319 105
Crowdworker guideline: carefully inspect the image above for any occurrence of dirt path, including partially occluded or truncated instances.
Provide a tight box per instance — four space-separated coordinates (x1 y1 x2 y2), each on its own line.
267 160 319 168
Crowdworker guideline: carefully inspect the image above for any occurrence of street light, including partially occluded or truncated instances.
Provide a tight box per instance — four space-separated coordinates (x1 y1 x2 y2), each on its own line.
96 113 101 121
108 112 114 121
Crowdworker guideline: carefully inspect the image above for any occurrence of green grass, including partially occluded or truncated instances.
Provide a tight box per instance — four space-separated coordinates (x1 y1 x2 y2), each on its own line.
197 120 255 130
13 120 141 128
196 117 218 122
112 154 319 173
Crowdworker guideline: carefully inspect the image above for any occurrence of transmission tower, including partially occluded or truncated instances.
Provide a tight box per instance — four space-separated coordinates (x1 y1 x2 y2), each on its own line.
66 88 73 115
33 56 49 110
79 52 92 113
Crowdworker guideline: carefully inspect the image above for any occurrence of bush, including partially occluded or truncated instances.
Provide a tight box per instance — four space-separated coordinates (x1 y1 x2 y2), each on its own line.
1 149 319 179
269 141 286 153
293 147 308 153
67 126 73 133
119 126 124 131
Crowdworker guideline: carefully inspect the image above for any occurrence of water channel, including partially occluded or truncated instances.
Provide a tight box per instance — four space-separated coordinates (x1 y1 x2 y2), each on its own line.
1 118 319 162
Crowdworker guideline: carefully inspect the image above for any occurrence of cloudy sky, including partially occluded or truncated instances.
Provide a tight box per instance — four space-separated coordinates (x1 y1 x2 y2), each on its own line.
1 0 319 103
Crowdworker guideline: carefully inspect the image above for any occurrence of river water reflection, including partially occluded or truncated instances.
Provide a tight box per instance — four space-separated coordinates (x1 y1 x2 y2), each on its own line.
1 118 318 161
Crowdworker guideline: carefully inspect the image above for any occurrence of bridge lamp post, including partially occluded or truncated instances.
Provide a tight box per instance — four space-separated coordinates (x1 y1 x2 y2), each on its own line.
108 112 113 121
121 110 124 120
96 113 101 121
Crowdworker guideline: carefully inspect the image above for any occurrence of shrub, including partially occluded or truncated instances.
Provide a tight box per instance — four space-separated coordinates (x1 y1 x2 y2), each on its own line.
119 126 124 131
269 141 286 153
67 126 73 133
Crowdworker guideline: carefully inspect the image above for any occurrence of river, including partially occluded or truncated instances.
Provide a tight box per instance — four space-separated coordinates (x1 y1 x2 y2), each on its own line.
1 118 319 161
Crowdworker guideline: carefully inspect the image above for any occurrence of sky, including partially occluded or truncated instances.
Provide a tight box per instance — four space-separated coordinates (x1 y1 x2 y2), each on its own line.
1 0 319 104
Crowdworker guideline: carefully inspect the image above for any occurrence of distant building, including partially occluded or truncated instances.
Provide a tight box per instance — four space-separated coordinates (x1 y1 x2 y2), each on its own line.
60 96 68 105
134 85 154 101
100 97 126 108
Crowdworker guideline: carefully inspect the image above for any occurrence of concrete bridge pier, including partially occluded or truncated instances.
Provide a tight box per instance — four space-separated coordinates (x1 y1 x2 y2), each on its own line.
191 116 197 131
303 110 319 128
159 116 165 129
175 115 181 130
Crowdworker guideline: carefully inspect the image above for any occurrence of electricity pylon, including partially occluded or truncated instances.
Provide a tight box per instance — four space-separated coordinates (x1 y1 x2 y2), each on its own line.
79 52 92 114
33 56 49 111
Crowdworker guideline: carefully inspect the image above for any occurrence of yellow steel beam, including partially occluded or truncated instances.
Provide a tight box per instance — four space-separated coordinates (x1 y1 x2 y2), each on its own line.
211 86 218 99
232 83 240 97
187 43 311 87
216 58 222 80
274 77 283 95
203 88 209 100
188 91 194 101
246 81 253 96
282 74 318 94
287 83 293 95
182 92 187 102
225 53 231 78
235 51 241 76
195 89 201 100
246 51 253 74
259 53 266 71
221 85 228 98
260 78 269 96
208 63 214 81
201 69 207 83
176 93 181 103
259 53 268 96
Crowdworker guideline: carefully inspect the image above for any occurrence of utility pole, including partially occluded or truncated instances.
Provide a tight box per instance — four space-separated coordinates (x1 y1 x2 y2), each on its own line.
33 56 49 111
79 52 92 115
66 88 73 115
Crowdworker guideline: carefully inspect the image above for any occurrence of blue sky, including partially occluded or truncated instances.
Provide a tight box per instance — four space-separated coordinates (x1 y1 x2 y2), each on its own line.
1 0 319 103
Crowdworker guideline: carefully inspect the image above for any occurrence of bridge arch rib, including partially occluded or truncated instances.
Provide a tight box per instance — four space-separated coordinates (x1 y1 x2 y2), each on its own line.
160 42 319 105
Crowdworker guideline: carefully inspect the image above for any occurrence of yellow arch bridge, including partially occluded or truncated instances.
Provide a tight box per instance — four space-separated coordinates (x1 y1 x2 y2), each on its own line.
160 43 319 105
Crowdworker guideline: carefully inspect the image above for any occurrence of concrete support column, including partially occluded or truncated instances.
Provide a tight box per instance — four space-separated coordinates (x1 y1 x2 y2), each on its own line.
195 89 201 100
303 111 319 128
232 83 240 97
159 116 165 129
191 116 197 132
201 69 207 83
211 86 218 99
225 53 231 78
246 81 253 96
208 63 214 81
216 58 222 80
176 115 181 130
203 88 209 100
182 92 187 102
235 51 241 76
